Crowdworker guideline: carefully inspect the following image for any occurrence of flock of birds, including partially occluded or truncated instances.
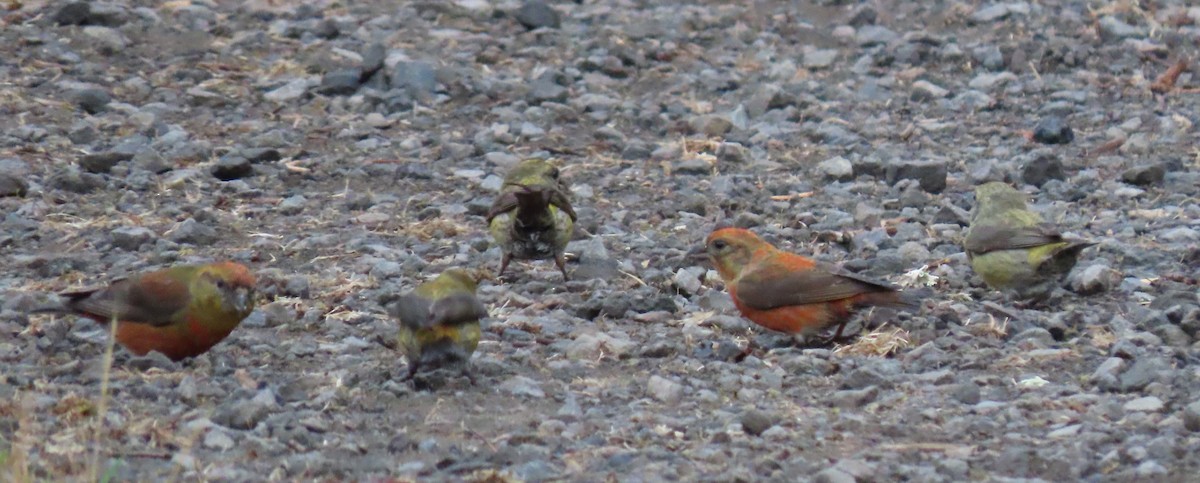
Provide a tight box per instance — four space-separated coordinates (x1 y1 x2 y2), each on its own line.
28 158 1094 384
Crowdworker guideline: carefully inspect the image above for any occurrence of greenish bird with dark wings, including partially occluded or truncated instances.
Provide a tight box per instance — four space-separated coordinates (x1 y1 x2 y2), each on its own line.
964 182 1094 300
487 158 577 280
388 268 488 382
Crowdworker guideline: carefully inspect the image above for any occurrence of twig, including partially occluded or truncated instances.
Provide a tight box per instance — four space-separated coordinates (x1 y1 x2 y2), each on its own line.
1150 58 1188 94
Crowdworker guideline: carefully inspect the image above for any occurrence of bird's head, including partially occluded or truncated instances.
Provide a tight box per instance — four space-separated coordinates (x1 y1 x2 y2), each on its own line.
203 262 257 315
703 228 764 280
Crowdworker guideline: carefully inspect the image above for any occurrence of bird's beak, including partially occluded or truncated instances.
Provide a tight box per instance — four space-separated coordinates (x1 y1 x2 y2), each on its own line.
234 287 253 313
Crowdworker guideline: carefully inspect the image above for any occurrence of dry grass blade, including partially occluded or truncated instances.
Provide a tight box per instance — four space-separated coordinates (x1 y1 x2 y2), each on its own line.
834 325 911 357
86 314 119 482
966 313 1009 339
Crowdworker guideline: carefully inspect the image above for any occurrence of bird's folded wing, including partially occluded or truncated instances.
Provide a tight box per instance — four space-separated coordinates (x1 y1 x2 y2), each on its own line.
62 274 190 326
965 222 1063 253
429 293 488 327
734 263 895 310
390 295 433 330
486 192 520 222
548 186 577 221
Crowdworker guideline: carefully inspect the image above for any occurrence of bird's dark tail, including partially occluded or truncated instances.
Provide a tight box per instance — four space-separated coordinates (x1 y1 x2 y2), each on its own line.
863 287 933 311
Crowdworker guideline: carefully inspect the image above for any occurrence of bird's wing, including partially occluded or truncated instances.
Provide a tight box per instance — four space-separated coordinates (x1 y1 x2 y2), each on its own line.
389 294 434 330
486 191 520 222
61 272 191 326
734 261 896 310
428 293 488 327
965 222 1063 254
549 185 577 221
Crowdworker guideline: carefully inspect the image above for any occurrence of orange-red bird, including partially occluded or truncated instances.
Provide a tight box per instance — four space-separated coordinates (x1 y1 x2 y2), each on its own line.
701 228 920 341
32 262 257 361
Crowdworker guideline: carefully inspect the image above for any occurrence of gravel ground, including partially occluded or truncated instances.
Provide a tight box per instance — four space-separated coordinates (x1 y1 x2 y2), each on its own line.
2 0 1199 481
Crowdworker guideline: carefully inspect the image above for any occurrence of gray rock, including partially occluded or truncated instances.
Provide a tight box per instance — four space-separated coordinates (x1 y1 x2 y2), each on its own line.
1183 401 1200 432
819 156 854 181
1091 357 1125 391
279 195 306 215
527 79 568 104
0 173 29 197
804 49 838 69
856 25 897 46
740 409 776 436
971 4 1016 23
53 2 128 26
1120 357 1168 393
212 398 271 430
886 159 947 193
647 375 683 403
1021 152 1065 187
716 142 749 164
514 1 561 30
843 365 892 389
389 61 437 99
952 382 981 404
673 157 711 175
264 78 315 102
814 467 856 483
168 218 217 245
360 43 386 78
1070 264 1119 295
78 152 128 174
132 150 172 174
1124 396 1164 412
831 386 880 408
911 80 950 100
1122 164 1165 186
499 375 545 398
110 226 156 250
52 2 93 25
70 88 111 114
318 69 363 96
672 267 705 295
203 429 236 450
82 26 129 53
49 167 106 194
691 114 733 137
1098 16 1146 40
1032 116 1074 145
212 155 253 181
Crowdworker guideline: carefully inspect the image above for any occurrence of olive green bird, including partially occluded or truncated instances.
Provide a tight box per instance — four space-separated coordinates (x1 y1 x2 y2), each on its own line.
388 269 488 382
964 182 1095 300
486 158 577 280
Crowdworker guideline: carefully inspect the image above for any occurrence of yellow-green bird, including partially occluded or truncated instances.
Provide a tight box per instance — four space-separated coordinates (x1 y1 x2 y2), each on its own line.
964 182 1095 300
486 158 577 280
388 268 488 382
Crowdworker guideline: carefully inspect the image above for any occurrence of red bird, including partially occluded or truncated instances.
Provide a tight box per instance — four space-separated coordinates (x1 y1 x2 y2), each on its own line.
701 228 922 341
32 262 257 361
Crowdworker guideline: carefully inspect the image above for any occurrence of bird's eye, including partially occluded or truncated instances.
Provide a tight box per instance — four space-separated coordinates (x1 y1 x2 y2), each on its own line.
712 240 728 250
547 167 560 179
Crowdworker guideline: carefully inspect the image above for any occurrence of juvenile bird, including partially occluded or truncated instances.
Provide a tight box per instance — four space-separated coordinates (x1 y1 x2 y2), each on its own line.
701 228 921 342
31 262 256 361
964 182 1094 300
388 268 489 382
487 158 576 280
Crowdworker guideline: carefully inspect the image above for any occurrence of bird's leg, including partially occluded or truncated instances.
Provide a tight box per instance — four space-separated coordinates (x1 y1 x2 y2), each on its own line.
497 254 512 281
554 252 570 281
402 361 419 382
735 338 760 362
817 321 856 346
